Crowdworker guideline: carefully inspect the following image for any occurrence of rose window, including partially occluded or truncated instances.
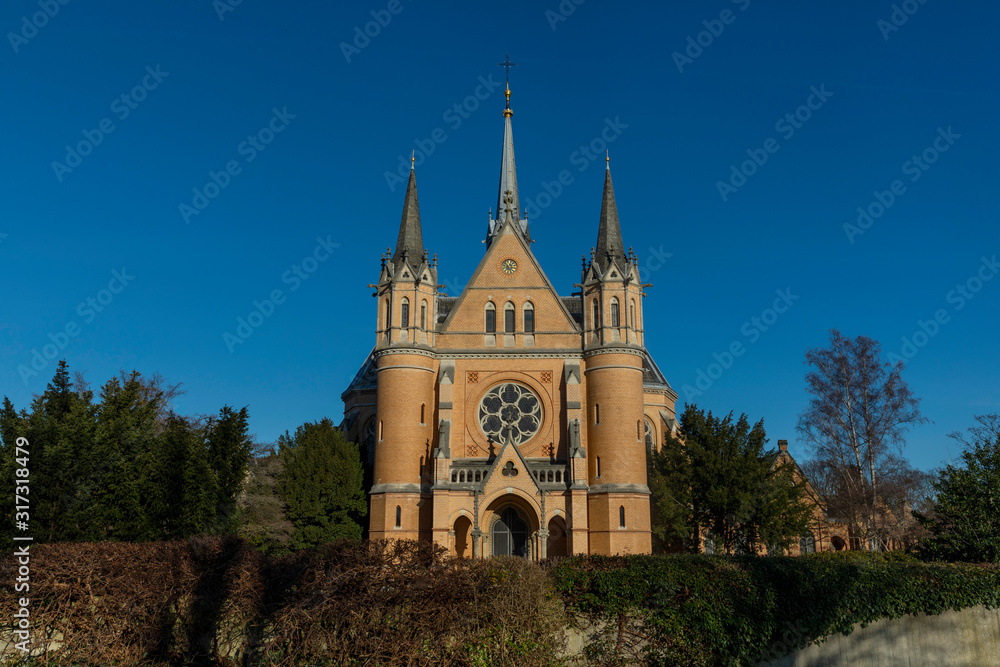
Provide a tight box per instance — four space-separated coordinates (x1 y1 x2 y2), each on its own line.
478 383 542 446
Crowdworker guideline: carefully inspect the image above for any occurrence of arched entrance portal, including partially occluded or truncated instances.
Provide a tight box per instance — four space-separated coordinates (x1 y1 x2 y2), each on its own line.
492 507 528 557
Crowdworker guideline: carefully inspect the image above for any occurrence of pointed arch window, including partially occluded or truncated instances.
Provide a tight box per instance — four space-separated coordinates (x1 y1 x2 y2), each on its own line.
630 299 636 329
485 302 496 333
592 299 599 329
504 302 515 333
395 505 402 528
610 297 620 327
400 297 410 328
421 300 427 329
523 302 534 333
619 506 626 528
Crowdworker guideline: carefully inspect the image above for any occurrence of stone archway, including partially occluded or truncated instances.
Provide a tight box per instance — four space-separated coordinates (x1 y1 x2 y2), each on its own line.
484 494 540 560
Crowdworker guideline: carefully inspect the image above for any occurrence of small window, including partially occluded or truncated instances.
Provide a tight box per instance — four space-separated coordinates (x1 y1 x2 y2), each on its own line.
630 300 636 328
504 303 515 333
619 506 626 528
485 302 496 333
420 404 425 424
395 505 401 528
800 534 816 555
592 299 599 328
421 300 427 329
637 420 642 441
384 298 391 337
595 404 600 425
596 456 601 478
610 298 620 327
523 303 534 333
400 297 410 328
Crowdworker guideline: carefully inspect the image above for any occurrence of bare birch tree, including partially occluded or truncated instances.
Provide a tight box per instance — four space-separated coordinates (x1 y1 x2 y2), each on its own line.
796 329 926 550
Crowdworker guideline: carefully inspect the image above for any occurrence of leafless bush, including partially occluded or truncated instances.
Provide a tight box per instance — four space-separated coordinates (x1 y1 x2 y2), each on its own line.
0 538 566 666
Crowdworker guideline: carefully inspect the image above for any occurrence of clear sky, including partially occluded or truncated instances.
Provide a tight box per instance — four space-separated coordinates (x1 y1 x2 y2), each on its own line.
2 0 997 471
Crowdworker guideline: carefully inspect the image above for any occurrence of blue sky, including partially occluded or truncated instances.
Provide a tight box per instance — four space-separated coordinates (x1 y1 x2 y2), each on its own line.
2 0 997 471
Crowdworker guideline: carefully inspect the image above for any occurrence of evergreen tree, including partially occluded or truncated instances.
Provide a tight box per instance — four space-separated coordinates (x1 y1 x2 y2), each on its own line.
0 362 98 544
649 405 813 555
76 371 163 541
277 418 367 550
915 414 1000 563
148 415 218 538
206 406 253 532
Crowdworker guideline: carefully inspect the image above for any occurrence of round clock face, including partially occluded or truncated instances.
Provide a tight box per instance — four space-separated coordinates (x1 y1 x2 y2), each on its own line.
501 259 518 275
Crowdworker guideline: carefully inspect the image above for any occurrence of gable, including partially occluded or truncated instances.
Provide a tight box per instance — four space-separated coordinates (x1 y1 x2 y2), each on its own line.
440 224 580 335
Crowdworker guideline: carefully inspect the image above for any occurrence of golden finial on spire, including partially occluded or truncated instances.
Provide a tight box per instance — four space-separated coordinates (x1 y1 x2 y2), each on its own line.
411 150 415 169
499 54 516 118
606 150 610 168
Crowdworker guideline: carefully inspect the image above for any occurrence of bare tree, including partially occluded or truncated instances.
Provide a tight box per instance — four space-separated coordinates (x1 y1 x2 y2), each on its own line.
797 329 926 550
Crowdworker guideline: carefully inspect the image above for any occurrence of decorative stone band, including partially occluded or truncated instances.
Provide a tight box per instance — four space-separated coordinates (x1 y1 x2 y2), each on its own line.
437 350 585 359
582 346 646 359
369 483 430 495
376 347 437 359
587 483 651 495
376 364 435 373
583 365 643 373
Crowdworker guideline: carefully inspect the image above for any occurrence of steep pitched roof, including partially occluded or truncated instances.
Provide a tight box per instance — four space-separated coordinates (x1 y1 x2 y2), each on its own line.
594 165 628 273
391 167 424 272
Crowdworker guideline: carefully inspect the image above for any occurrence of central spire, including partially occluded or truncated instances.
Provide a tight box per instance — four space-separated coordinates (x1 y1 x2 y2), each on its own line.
486 55 530 247
496 88 520 221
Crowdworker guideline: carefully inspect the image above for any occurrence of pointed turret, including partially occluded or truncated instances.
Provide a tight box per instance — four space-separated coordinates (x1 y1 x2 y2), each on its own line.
594 161 627 273
486 80 530 247
391 164 424 272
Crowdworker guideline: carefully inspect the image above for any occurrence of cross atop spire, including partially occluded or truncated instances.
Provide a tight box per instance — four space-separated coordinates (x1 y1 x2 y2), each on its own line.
498 54 516 82
499 54 516 118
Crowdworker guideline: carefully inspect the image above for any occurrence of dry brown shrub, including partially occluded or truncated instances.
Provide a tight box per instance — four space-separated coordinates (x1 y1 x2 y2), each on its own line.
0 538 567 666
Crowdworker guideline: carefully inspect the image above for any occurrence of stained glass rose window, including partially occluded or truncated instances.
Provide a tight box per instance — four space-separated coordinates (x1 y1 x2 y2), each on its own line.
478 383 542 446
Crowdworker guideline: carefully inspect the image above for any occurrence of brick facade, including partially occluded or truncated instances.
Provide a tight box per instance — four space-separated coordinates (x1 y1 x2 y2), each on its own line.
342 94 678 559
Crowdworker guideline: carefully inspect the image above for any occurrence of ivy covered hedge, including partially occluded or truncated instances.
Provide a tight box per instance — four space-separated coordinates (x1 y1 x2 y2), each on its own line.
550 551 1000 666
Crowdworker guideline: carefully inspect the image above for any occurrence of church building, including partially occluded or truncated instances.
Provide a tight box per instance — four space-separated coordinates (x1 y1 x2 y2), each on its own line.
341 76 678 559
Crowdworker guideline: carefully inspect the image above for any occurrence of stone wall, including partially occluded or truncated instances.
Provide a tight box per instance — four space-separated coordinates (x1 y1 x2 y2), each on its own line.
763 605 1000 667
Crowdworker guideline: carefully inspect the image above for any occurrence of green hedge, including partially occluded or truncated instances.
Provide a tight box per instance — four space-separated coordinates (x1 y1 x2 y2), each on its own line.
550 551 1000 666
